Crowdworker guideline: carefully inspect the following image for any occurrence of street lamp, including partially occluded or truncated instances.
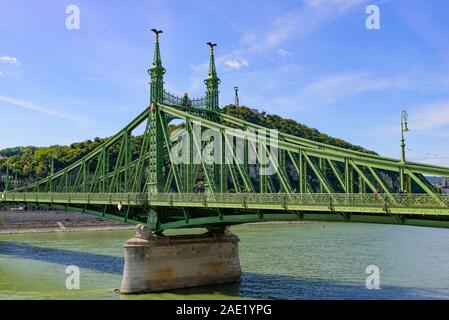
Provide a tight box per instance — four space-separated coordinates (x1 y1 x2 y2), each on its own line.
401 110 410 163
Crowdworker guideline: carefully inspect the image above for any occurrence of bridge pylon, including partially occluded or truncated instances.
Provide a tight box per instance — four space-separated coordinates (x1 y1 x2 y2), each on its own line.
120 224 240 294
147 29 166 195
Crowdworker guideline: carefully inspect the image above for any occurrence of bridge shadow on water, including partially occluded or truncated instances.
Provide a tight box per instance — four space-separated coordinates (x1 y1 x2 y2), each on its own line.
1 241 448 299
0 242 123 275
164 272 449 300
227 272 449 300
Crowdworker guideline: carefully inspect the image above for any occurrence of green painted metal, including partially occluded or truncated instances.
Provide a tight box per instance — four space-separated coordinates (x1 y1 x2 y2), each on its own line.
205 42 220 112
2 32 449 233
401 110 410 163
148 29 165 195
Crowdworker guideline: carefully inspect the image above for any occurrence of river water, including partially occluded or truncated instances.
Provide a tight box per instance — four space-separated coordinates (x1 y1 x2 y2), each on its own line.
1 222 449 300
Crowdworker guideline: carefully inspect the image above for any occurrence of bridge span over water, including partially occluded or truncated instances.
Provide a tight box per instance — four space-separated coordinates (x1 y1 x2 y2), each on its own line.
2 30 449 293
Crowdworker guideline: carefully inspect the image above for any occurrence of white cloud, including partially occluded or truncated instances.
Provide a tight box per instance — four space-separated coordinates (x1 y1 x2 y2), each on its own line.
250 69 443 117
224 58 249 70
277 49 293 59
0 56 20 77
410 101 449 131
0 56 19 65
243 0 366 52
298 72 410 105
187 1 364 96
0 95 87 124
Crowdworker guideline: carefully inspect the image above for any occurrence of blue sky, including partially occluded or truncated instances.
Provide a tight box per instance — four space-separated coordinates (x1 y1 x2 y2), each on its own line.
1 0 449 166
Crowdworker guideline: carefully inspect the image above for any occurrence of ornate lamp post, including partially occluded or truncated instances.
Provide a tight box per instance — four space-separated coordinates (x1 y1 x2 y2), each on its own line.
400 110 410 163
399 111 411 193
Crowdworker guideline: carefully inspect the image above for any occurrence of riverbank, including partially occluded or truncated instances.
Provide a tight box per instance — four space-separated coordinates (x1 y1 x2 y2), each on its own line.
0 209 321 234
0 210 133 234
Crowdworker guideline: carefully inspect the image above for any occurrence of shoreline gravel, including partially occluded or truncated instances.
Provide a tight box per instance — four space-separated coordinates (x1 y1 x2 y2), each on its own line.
0 210 133 235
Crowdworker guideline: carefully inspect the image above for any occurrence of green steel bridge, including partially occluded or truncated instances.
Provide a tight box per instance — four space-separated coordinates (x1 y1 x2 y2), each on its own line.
2 31 449 233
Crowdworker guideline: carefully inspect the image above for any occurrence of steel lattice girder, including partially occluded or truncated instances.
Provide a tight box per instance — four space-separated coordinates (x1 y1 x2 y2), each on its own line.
5 102 449 230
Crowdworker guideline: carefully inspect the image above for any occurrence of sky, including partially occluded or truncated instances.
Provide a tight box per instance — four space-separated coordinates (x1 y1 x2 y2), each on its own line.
1 0 449 166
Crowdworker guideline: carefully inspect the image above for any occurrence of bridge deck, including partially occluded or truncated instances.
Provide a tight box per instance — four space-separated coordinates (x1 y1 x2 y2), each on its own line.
3 192 449 216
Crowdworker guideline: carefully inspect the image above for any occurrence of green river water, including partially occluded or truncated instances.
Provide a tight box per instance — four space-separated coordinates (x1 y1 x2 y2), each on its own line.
1 222 449 300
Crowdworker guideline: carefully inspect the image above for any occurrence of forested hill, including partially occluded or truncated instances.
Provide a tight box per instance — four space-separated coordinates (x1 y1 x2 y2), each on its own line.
222 105 373 154
0 104 374 187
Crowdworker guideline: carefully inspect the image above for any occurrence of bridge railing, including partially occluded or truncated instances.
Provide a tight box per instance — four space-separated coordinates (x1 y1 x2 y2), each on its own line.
148 193 449 208
163 90 207 109
0 192 146 205
2 192 449 209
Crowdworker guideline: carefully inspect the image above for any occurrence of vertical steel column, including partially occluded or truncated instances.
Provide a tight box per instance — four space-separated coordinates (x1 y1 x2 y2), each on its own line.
183 118 192 193
303 153 308 193
259 145 267 194
244 125 249 185
345 158 350 193
299 151 304 193
319 158 325 193
148 29 166 194
49 157 55 192
358 174 366 194
5 168 10 192
83 160 88 193
101 146 107 193
123 131 131 192
65 170 68 193
399 166 405 192
204 42 221 194
220 128 227 193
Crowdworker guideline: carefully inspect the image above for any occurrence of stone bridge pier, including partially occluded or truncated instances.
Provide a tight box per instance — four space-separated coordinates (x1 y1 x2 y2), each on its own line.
120 224 241 293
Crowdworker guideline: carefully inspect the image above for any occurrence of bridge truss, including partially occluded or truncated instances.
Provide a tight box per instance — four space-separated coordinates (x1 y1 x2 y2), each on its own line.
2 31 449 232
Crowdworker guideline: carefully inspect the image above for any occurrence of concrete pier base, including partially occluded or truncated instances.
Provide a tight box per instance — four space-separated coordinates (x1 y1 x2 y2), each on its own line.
120 224 241 294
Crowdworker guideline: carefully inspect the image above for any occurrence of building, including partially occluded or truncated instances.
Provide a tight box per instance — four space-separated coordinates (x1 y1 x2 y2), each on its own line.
427 176 449 194
443 178 449 188
443 178 449 194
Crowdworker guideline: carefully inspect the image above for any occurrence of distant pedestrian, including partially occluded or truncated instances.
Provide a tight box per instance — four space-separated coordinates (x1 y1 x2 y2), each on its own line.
374 187 381 197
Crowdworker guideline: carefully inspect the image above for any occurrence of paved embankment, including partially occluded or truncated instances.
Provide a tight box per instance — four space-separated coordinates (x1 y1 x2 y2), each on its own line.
0 210 133 234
